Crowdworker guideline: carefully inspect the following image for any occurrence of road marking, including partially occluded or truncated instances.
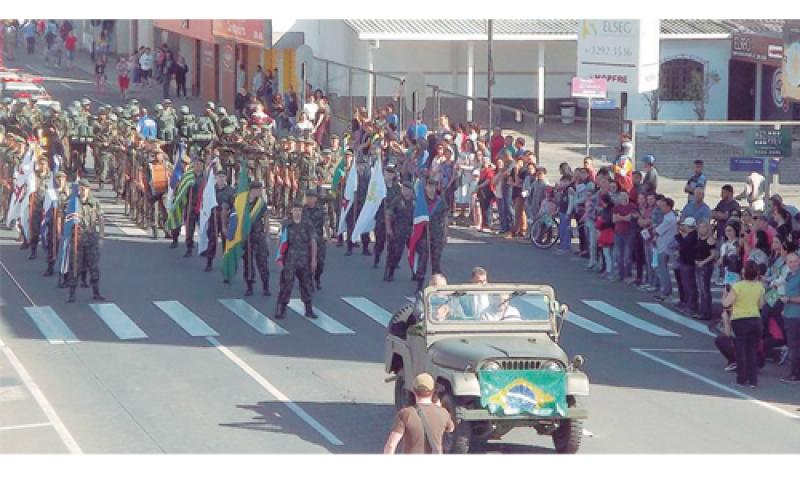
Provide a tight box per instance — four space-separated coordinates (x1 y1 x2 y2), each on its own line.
287 300 354 335
218 299 288 335
342 297 393 327
23 307 80 345
59 82 73 90
446 237 486 245
582 428 594 437
405 296 415 303
632 348 800 420
634 348 717 353
638 303 715 337
205 336 343 446
519 298 617 334
153 301 219 337
89 303 148 340
582 301 679 337
0 422 52 432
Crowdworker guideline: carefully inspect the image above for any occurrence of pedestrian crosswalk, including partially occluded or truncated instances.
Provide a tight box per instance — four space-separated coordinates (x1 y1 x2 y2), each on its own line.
19 294 718 345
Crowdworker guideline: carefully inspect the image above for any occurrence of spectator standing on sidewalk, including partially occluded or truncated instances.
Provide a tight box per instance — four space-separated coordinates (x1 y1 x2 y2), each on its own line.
173 55 189 98
681 187 712 223
684 159 707 203
162 52 175 99
116 56 130 100
596 193 615 278
22 20 36 55
675 217 699 314
555 173 576 255
476 158 496 232
94 54 107 92
653 197 678 301
736 170 767 213
779 252 800 384
641 155 658 194
139 48 154 87
712 185 741 245
723 261 766 388
63 30 77 70
694 220 717 320
611 191 636 281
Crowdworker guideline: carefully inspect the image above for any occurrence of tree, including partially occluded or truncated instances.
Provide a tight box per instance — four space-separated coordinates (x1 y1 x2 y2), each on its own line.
684 70 720 120
642 89 662 120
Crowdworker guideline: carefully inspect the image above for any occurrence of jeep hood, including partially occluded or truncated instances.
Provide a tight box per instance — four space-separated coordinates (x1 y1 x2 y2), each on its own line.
430 336 566 371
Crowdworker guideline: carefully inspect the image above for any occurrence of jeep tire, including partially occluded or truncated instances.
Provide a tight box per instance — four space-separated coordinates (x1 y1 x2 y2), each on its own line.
552 397 582 454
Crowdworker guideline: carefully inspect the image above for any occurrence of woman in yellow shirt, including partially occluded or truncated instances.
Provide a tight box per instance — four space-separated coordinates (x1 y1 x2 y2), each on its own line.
722 260 766 388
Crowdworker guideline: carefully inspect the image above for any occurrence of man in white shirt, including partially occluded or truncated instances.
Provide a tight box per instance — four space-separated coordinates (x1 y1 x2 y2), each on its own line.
139 48 154 87
461 267 490 317
480 294 522 322
302 94 319 123
736 170 766 212
653 197 678 301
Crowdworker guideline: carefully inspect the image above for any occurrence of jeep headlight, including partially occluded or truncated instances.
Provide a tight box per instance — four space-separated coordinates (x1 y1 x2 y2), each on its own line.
541 360 564 372
481 360 502 371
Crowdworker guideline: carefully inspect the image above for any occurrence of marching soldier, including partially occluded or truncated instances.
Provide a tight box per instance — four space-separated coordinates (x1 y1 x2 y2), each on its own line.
316 148 337 239
92 106 114 190
334 149 354 247
145 150 172 239
296 138 319 204
345 157 372 257
44 171 69 285
203 169 235 272
373 164 400 269
275 200 318 320
241 181 271 296
413 178 448 292
66 178 105 303
302 189 327 291
169 156 204 255
384 180 415 282
27 155 51 260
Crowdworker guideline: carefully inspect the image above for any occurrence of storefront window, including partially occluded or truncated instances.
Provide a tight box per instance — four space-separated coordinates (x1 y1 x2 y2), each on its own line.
660 58 704 101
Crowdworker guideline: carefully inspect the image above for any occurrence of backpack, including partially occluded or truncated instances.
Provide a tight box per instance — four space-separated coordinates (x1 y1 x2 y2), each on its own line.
178 113 197 139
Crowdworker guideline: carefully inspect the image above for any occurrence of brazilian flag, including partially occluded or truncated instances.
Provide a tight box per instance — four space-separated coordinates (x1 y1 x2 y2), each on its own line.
221 161 253 282
165 169 196 232
478 370 567 417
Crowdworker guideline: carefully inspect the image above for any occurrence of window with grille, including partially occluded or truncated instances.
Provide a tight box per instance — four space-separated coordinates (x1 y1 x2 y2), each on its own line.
659 58 704 101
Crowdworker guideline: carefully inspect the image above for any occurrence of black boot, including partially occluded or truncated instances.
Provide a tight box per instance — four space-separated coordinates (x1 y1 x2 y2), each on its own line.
384 266 395 282
244 281 254 297
20 240 29 250
169 238 178 249
314 273 322 291
43 263 54 277
373 256 380 268
80 274 89 288
92 284 105 302
336 235 343 247
57 274 65 288
362 246 372 256
345 247 353 257
304 302 318 319
416 277 425 293
204 259 212 272
262 278 271 296
274 303 287 319
151 226 158 240
28 244 37 260
67 286 76 303
183 248 193 258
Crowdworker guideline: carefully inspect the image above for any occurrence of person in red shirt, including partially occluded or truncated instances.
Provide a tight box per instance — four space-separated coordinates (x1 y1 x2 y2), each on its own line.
490 126 505 163
476 158 496 231
612 191 636 282
583 156 596 182
64 31 77 70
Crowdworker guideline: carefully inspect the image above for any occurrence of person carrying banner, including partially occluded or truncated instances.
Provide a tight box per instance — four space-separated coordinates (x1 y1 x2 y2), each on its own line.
65 179 105 303
43 171 68 283
384 180 415 282
275 200 318 320
166 155 198 252
202 170 234 272
27 155 51 260
302 189 327 291
409 178 448 292
241 181 270 297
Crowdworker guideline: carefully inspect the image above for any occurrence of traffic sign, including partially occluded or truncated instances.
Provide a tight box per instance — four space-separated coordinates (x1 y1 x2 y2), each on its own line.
571 77 608 98
730 156 780 173
744 126 792 157
404 72 427 113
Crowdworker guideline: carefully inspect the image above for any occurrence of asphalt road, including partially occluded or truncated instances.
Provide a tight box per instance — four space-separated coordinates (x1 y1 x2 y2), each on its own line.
2 53 800 454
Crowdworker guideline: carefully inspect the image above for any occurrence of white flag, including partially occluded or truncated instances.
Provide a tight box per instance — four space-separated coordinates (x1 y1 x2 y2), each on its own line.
197 163 218 256
6 145 36 229
351 160 386 239
336 163 359 235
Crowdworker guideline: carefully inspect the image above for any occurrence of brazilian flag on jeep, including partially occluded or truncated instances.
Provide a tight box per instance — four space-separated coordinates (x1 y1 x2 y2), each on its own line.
478 370 567 417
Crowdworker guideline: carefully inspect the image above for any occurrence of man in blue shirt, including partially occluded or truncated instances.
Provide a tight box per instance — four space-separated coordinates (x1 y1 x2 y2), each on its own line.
406 113 428 141
137 108 158 140
780 252 800 384
684 159 707 203
385 104 399 130
681 187 712 223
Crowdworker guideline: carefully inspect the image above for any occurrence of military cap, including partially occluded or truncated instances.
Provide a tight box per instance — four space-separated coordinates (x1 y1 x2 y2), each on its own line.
71 100 81 109
78 178 91 187
80 97 92 106
55 171 66 178
401 180 414 189
179 105 190 114
67 107 78 117
305 189 319 197
205 101 215 110
330 134 339 140
154 104 164 111
291 199 304 209
321 148 332 155
384 164 397 174
344 149 354 156
163 98 173 104
216 106 227 116
250 181 264 189
287 136 297 142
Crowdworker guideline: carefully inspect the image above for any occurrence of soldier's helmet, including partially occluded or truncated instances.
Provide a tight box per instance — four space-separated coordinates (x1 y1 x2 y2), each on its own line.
179 105 190 115
113 106 124 115
154 104 164 112
80 97 92 106
97 106 108 114
216 106 227 116
49 103 61 113
71 100 81 110
67 107 78 117
205 101 215 110
108 113 118 122
2 97 12 105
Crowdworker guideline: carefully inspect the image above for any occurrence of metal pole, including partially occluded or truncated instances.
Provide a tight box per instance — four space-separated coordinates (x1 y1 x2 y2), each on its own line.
398 80 404 132
586 101 592 156
325 61 329 96
763 156 771 200
487 19 494 135
348 67 354 132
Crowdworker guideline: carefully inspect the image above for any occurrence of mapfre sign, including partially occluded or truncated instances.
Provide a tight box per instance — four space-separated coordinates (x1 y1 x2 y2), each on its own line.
577 20 660 93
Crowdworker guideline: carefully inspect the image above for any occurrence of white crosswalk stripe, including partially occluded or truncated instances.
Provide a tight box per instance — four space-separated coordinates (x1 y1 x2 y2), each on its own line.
23 306 79 345
582 300 679 337
638 303 715 337
153 301 219 337
520 298 617 334
89 303 148 340
218 299 288 335
287 300 355 335
342 297 393 327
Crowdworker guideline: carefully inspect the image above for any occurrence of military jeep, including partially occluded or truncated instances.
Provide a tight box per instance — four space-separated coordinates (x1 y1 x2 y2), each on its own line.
385 284 589 454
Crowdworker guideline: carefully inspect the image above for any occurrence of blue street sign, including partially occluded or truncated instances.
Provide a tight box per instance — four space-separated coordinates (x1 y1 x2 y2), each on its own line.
729 157 780 173
577 98 617 110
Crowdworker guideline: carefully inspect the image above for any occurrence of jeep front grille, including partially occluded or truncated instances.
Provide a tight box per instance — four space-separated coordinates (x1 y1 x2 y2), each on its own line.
498 359 543 370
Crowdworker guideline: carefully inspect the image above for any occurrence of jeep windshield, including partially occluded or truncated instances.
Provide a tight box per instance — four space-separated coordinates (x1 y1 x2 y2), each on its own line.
427 291 552 324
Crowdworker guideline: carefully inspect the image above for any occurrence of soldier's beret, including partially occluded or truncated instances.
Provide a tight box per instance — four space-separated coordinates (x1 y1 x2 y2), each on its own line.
250 181 264 189
305 189 318 197
321 148 332 154
78 178 91 187
384 164 396 173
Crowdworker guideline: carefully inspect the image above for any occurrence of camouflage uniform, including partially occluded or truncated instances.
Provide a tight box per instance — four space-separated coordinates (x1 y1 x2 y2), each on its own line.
66 187 105 302
373 174 400 267
242 195 271 296
346 161 372 255
414 189 447 291
275 213 317 319
302 199 327 290
45 177 70 285
92 116 114 189
203 181 235 270
385 188 414 281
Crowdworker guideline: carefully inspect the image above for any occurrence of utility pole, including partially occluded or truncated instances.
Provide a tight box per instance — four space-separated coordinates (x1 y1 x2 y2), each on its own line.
487 19 494 136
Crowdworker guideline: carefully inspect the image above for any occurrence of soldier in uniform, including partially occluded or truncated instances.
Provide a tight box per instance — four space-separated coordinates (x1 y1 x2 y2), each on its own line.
70 98 94 177
373 164 400 268
91 106 114 190
302 189 327 291
296 138 319 204
272 136 293 217
316 148 337 239
384 180 415 282
203 169 235 272
241 181 271 297
275 200 318 320
27 155 52 260
171 156 205 255
345 157 372 257
145 149 172 239
334 149 354 247
413 178 448 292
44 171 69 285
66 178 105 303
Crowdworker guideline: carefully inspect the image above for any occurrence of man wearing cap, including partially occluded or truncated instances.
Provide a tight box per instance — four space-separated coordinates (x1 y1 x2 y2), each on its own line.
173 156 206 256
92 107 115 191
275 200 318 320
316 148 337 237
373 164 400 269
384 180 415 282
302 189 327 291
384 372 454 454
241 181 271 297
641 155 658 195
675 216 699 314
66 179 105 303
684 160 707 203
296 138 319 204
204 169 235 272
